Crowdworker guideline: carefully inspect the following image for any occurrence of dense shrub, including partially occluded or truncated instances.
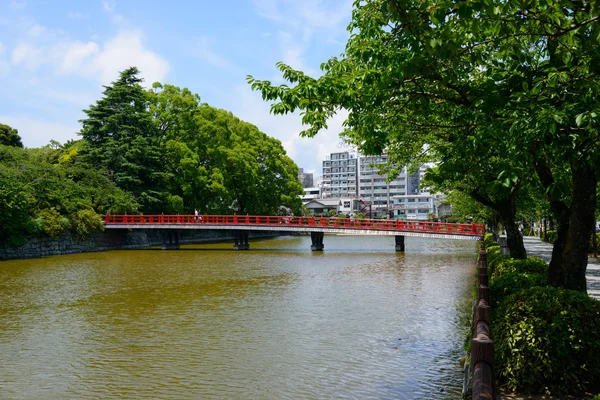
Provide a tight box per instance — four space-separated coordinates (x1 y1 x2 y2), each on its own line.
489 272 546 307
542 229 558 243
494 287 600 394
37 208 69 238
484 233 498 248
70 209 104 240
486 245 510 276
491 256 548 281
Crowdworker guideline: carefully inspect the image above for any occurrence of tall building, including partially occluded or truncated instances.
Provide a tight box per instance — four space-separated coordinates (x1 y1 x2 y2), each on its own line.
391 164 437 220
358 154 406 214
297 168 314 188
321 152 358 198
318 151 439 219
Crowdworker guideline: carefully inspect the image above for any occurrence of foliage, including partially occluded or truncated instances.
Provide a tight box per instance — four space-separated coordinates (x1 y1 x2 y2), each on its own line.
0 141 137 245
70 209 104 240
247 0 600 288
494 287 600 394
491 257 548 282
445 191 496 225
80 67 170 212
542 230 558 244
0 123 23 148
0 172 33 245
149 83 304 215
489 272 546 308
590 233 600 253
484 233 498 249
1 70 305 246
37 209 68 238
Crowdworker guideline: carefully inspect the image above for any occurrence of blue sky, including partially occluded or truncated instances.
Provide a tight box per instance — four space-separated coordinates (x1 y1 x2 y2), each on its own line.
0 0 354 177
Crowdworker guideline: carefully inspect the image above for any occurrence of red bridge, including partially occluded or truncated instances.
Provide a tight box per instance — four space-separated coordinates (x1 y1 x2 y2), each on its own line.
103 214 484 251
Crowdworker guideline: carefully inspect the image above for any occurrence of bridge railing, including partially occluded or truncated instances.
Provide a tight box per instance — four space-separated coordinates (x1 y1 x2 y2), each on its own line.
103 214 485 236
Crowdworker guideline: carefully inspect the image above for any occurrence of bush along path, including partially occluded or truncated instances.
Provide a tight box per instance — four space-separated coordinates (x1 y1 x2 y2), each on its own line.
482 234 600 397
523 236 600 300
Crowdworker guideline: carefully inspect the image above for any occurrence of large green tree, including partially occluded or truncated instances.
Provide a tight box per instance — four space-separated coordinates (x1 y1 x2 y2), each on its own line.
148 83 304 215
0 123 23 148
79 67 170 212
248 0 599 291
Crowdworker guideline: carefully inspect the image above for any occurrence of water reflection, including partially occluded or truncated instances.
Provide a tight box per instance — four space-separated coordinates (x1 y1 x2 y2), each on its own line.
0 235 476 399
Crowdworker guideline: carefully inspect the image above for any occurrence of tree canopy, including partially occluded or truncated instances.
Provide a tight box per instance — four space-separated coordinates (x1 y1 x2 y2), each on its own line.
0 123 23 148
248 0 599 291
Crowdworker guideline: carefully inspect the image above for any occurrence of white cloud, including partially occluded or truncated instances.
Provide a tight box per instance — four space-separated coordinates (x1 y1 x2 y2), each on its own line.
67 11 89 20
9 29 170 85
88 30 170 84
102 0 116 12
56 40 100 74
0 115 80 148
11 42 42 70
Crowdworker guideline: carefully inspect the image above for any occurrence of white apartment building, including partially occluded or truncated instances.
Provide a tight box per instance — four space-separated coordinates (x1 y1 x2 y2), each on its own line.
318 152 441 219
359 154 407 215
321 152 358 198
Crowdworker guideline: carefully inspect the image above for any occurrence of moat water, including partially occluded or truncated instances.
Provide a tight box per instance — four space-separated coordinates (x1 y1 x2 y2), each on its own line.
0 235 476 399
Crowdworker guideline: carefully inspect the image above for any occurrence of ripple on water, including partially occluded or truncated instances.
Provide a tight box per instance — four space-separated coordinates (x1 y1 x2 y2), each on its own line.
0 236 476 399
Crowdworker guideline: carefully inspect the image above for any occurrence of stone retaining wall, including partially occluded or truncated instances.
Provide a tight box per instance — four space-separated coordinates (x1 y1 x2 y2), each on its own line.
0 229 280 260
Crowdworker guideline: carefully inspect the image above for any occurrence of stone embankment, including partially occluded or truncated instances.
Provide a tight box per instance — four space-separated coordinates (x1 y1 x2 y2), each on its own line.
0 229 279 260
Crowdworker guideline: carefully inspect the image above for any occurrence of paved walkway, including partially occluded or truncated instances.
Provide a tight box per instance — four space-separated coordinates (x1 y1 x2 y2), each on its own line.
523 236 600 299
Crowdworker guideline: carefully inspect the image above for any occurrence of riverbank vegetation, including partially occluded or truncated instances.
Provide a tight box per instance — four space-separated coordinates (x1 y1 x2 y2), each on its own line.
0 68 303 246
484 235 600 395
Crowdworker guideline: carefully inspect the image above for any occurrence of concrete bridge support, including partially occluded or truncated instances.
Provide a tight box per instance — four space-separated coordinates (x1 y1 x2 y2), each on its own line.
234 231 250 250
161 230 180 250
311 232 324 251
395 235 405 252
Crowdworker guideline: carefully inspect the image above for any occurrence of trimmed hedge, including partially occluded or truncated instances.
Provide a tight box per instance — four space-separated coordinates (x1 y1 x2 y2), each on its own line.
489 271 546 308
486 245 510 276
494 287 600 394
490 256 548 281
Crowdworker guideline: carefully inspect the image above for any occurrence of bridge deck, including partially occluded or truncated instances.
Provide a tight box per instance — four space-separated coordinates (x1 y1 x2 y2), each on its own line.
103 215 484 241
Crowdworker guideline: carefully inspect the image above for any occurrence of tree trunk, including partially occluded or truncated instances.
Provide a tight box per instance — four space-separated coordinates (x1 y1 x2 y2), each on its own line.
547 162 596 292
497 198 527 259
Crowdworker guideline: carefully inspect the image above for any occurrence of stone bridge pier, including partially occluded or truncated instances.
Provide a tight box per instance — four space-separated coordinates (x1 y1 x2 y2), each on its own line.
234 231 250 250
161 230 180 250
311 232 324 251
